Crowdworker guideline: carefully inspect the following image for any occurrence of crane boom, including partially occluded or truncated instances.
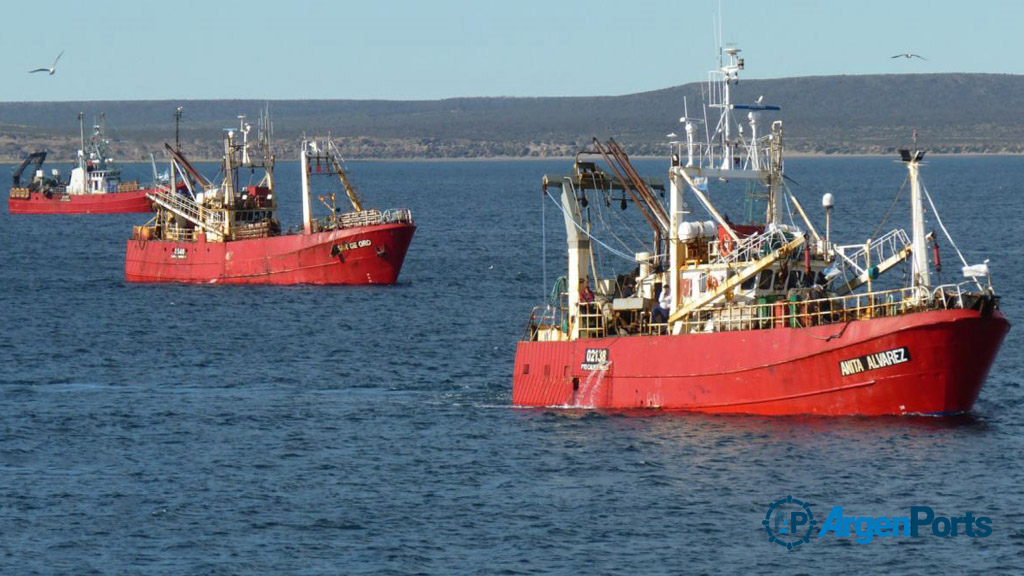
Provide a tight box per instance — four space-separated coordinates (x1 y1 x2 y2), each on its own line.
330 156 363 213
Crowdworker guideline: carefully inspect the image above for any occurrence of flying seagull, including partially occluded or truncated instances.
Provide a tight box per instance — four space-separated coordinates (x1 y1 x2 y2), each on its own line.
29 51 64 75
891 53 927 60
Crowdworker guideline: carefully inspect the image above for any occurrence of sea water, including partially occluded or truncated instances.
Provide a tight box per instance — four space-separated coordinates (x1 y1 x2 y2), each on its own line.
0 157 1021 574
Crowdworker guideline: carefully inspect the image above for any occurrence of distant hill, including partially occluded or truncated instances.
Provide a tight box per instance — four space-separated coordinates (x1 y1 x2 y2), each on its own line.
2 73 1023 161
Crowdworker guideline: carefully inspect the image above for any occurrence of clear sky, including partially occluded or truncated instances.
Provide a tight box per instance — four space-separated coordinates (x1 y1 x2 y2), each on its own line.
2 0 1019 102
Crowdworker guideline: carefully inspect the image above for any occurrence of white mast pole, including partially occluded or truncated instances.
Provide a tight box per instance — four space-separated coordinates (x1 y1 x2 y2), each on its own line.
222 132 234 237
78 112 86 171
685 121 696 167
300 140 312 235
722 73 732 169
768 121 785 226
560 179 590 340
909 155 930 291
748 111 759 170
669 169 683 312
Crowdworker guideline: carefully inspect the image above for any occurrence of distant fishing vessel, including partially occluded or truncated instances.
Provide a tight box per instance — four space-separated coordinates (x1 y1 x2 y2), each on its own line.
8 114 156 214
513 47 1008 415
125 113 415 284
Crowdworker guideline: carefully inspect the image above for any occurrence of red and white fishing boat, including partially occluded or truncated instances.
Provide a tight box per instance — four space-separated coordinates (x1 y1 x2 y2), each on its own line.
125 114 414 284
8 114 156 214
513 47 1008 415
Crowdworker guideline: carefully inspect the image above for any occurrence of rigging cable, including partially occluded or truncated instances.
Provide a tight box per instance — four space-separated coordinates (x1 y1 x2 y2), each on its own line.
541 183 547 304
782 184 797 228
544 184 636 262
921 183 984 291
870 174 909 240
591 180 651 260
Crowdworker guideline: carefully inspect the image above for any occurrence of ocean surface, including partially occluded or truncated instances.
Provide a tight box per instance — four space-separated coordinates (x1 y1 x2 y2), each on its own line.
1 156 1022 575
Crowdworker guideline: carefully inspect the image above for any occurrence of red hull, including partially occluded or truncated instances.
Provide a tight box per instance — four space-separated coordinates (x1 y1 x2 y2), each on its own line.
125 223 415 284
513 309 1009 416
9 189 156 214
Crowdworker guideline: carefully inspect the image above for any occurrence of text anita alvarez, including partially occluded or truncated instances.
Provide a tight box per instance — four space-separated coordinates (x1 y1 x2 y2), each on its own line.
839 347 911 377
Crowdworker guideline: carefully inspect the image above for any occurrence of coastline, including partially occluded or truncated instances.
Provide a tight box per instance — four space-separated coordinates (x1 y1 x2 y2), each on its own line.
2 151 1023 164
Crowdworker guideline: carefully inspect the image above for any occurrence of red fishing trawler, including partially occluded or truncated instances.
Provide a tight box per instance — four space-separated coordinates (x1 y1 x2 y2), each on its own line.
125 114 414 284
513 47 1008 416
9 114 156 214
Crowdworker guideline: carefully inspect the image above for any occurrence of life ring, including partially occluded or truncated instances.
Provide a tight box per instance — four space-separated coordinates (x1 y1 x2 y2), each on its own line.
721 236 734 256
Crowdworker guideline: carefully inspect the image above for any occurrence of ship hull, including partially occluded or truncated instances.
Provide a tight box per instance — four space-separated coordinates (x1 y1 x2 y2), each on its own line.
125 222 415 285
513 309 1009 416
9 190 155 214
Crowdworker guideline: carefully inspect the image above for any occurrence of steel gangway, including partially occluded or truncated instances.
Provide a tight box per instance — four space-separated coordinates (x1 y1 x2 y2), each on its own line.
835 229 911 276
712 227 797 267
832 229 913 295
147 187 224 235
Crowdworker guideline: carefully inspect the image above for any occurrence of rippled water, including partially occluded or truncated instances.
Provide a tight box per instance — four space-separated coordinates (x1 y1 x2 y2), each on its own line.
1 157 1022 574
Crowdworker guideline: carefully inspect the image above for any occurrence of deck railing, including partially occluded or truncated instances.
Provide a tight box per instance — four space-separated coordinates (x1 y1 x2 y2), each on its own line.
523 283 975 341
383 208 414 224
313 208 415 232
676 284 967 334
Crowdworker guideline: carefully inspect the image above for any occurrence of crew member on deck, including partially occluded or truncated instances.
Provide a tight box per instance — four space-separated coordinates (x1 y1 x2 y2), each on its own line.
652 284 671 323
580 278 595 304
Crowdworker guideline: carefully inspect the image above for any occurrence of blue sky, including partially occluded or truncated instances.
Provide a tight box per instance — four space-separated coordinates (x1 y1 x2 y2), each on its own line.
2 0 1018 102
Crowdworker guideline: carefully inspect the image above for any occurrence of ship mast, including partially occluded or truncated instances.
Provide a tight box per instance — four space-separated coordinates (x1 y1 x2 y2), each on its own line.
902 132 930 293
545 174 592 340
667 45 782 313
222 126 235 237
719 48 738 169
174 106 183 153
300 139 313 234
78 112 86 171
767 120 784 226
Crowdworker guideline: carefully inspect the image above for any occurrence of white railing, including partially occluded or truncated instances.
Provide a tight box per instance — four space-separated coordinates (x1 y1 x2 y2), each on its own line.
325 208 414 229
383 208 414 224
835 229 911 277
712 227 798 265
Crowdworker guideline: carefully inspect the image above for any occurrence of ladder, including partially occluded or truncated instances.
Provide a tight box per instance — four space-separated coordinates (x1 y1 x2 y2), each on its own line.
148 187 224 236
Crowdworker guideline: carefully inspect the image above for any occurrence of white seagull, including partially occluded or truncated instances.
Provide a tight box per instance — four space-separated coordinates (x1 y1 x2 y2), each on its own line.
29 51 64 75
891 53 927 60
